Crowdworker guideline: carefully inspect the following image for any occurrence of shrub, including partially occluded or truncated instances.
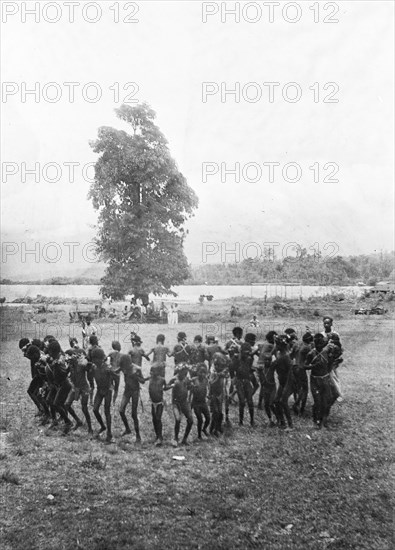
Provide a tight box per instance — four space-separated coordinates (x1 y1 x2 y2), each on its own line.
80 454 107 470
1 469 20 485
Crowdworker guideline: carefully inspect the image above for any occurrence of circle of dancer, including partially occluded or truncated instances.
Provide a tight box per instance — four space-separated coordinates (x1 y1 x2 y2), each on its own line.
19 316 343 446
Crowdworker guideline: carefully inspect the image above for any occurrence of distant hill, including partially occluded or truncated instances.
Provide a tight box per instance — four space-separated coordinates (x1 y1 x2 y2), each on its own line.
0 263 106 285
76 264 106 280
0 276 101 285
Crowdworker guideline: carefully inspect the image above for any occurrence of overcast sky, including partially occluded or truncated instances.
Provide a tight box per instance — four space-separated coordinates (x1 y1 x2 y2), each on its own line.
1 1 394 279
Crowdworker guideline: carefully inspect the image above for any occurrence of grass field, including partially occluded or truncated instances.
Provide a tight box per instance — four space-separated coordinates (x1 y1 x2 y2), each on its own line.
0 309 393 550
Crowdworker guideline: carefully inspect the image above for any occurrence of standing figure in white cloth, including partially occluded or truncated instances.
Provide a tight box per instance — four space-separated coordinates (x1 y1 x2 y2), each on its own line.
168 304 174 325
173 303 179 325
82 317 97 349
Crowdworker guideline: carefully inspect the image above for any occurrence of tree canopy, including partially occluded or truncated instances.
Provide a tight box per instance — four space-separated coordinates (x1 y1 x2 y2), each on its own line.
89 103 198 299
187 251 395 286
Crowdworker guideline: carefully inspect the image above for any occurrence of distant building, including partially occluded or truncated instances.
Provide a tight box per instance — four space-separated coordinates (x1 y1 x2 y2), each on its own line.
370 281 395 294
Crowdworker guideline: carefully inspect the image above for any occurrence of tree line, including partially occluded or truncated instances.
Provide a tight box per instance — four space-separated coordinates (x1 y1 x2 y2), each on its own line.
2 251 392 288
185 251 395 286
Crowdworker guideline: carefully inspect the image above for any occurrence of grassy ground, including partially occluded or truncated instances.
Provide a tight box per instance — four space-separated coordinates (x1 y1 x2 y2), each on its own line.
0 308 393 550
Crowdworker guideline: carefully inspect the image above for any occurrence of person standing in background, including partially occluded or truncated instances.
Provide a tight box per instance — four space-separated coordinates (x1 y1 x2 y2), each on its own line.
173 303 179 325
82 317 97 350
168 304 174 325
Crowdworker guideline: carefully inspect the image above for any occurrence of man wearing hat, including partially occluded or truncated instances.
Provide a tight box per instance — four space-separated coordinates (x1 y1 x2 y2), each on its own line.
172 332 192 374
82 317 97 350
129 333 150 367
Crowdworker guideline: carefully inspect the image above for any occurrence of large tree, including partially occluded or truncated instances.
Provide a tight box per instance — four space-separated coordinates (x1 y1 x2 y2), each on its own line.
89 103 198 299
